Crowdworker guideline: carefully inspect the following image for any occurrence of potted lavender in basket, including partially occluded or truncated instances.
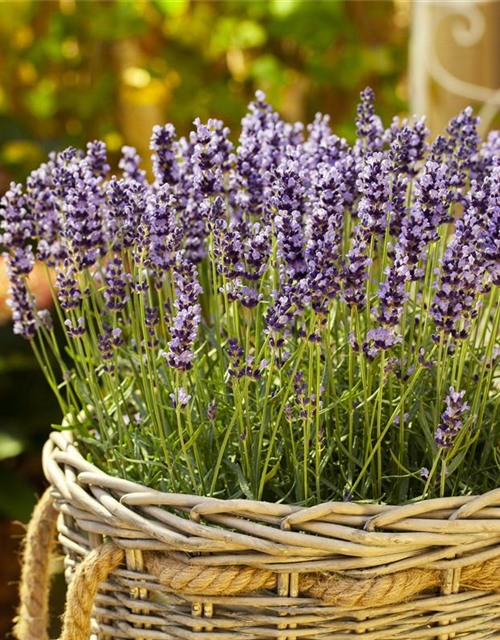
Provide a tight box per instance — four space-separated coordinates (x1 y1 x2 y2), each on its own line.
2 88 500 507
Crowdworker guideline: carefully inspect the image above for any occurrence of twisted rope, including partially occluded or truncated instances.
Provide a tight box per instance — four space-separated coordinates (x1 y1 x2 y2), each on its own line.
145 551 277 595
60 542 123 640
13 491 500 640
13 488 58 640
144 551 500 608
143 553 438 607
301 569 439 608
13 490 124 640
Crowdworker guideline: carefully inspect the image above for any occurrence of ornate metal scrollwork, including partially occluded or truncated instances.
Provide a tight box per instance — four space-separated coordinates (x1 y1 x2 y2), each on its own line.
411 1 500 134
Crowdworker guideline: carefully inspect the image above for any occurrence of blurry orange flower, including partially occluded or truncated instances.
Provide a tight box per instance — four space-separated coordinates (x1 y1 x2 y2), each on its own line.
0 258 54 324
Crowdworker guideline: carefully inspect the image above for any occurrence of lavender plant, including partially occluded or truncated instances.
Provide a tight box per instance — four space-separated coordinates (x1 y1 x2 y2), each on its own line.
2 90 500 505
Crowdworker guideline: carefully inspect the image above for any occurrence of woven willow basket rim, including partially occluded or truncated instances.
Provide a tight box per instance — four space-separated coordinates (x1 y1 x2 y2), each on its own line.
43 429 500 577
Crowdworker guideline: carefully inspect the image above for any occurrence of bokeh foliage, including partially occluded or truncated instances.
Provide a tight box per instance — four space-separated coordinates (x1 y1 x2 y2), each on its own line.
0 0 408 186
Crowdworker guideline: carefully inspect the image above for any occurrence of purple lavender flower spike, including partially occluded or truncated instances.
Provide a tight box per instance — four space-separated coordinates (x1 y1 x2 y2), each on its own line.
97 328 123 372
85 141 110 181
52 150 106 269
150 124 179 187
304 113 332 163
355 87 384 155
446 107 481 203
305 205 342 316
430 107 480 203
481 165 500 285
272 146 308 281
413 158 450 223
103 255 130 312
341 227 372 310
1 183 32 248
106 177 148 251
446 107 480 169
164 258 202 372
435 387 469 448
144 306 159 348
388 175 408 238
7 276 37 339
190 118 232 198
25 162 65 266
165 134 197 259
275 209 306 281
389 117 429 176
210 196 245 279
474 130 500 180
377 259 410 326
119 145 147 185
272 145 308 217
243 221 272 281
356 152 391 239
388 124 429 236
391 158 448 283
0 183 36 277
431 205 487 340
55 261 88 310
145 185 183 283
304 112 352 175
235 91 277 217
265 285 297 335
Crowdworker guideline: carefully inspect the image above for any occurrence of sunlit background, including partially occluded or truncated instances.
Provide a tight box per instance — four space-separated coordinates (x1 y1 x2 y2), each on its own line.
1 0 499 634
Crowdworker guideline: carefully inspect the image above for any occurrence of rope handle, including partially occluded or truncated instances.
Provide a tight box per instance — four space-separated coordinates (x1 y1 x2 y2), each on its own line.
13 489 123 640
13 489 500 640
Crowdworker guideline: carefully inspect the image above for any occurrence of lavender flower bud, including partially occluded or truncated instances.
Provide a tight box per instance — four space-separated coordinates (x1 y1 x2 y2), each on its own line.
207 401 218 423
170 386 191 409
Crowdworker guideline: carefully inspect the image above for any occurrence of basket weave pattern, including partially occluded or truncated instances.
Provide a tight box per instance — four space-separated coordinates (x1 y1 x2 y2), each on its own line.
43 431 500 639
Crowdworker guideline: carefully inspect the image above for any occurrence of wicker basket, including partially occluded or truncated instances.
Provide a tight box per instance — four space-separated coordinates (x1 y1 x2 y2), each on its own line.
42 430 500 640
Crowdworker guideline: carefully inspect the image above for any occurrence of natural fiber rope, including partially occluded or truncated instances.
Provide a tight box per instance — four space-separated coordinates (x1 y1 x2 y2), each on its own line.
145 551 277 595
13 488 58 640
13 491 500 640
300 569 439 608
13 489 124 640
143 551 500 608
59 542 123 640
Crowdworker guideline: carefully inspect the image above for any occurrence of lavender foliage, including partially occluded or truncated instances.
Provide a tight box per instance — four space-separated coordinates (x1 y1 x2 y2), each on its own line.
1 89 499 505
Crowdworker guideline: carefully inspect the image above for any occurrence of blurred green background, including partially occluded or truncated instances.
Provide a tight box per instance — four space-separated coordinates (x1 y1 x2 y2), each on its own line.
0 0 408 633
